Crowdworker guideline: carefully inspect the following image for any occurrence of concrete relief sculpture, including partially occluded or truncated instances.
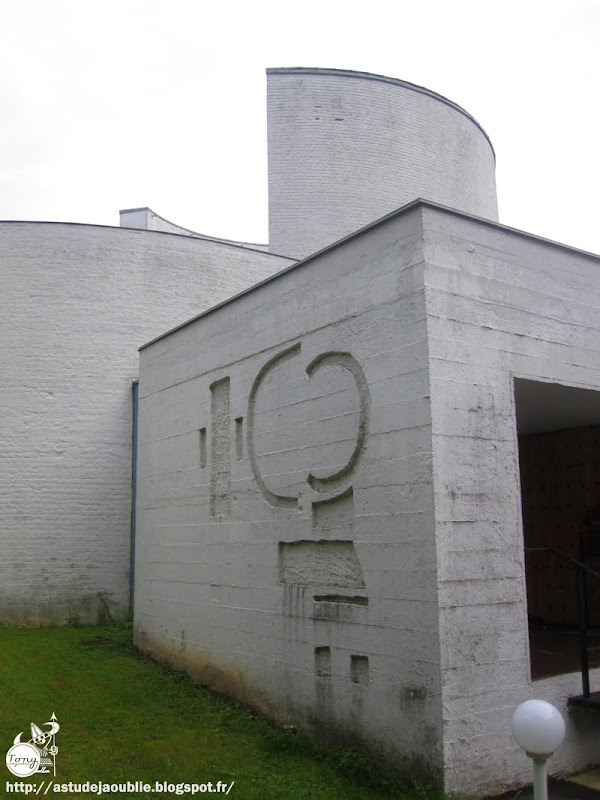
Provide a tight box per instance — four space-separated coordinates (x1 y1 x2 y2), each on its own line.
247 344 370 513
246 343 302 509
204 342 370 518
304 351 369 496
202 341 371 626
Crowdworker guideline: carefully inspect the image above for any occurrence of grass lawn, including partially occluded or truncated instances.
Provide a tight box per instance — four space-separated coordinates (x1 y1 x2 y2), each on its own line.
0 624 442 799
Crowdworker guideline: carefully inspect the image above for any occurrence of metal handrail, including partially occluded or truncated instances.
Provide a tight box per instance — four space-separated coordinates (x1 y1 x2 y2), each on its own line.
525 546 600 699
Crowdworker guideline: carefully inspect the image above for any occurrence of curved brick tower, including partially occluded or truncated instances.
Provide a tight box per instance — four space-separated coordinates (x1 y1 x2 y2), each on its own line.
267 67 498 258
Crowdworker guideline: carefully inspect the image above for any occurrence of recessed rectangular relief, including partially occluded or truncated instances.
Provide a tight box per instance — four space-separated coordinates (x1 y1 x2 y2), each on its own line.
235 417 244 461
210 378 231 517
313 595 368 605
311 486 353 528
314 646 331 679
278 540 366 588
350 655 369 686
312 594 368 622
199 427 207 469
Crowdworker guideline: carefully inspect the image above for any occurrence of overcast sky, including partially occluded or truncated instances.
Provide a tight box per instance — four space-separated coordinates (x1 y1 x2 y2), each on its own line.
1 0 598 255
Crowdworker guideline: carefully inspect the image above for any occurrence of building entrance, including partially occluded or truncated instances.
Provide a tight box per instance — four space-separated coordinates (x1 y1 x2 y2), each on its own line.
514 378 600 680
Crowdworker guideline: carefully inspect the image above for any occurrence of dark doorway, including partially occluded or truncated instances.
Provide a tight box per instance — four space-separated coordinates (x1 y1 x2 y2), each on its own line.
514 379 600 680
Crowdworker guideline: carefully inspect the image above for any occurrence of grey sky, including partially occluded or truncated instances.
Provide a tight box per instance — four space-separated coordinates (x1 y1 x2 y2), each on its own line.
1 0 598 254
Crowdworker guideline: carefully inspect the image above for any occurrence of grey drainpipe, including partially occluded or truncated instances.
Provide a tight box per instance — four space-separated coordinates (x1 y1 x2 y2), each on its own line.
130 379 139 617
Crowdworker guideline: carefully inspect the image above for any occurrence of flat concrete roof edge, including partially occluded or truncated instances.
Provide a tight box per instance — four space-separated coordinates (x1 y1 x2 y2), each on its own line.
139 198 600 352
267 66 495 159
420 201 600 260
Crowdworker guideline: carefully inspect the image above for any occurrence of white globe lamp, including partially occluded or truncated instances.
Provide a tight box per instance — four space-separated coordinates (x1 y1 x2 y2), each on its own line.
512 700 566 800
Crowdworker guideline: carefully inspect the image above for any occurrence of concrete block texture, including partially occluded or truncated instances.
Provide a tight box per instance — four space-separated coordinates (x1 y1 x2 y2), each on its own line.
267 68 498 259
422 206 600 794
136 202 600 794
135 206 445 779
0 222 292 624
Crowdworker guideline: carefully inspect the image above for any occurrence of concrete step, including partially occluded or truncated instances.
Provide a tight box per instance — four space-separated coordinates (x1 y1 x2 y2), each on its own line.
568 691 600 709
488 773 600 800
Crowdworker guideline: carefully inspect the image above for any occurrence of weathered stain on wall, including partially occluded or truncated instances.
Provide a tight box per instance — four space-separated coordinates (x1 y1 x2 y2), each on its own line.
136 202 600 795
425 205 600 793
135 205 444 780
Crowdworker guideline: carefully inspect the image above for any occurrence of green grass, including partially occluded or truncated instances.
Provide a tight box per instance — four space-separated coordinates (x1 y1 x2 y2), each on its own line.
0 624 444 799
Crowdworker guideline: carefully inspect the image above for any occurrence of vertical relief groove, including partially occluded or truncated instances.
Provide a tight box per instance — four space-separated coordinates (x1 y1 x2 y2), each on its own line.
210 378 231 517
199 428 207 469
235 417 244 461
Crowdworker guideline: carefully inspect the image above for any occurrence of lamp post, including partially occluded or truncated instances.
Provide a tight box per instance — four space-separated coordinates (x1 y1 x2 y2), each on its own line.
511 699 566 800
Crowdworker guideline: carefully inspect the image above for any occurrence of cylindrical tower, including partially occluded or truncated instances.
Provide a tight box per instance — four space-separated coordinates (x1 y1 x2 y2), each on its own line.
267 67 498 259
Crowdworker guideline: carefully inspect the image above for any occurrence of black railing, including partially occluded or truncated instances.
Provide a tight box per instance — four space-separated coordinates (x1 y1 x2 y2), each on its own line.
525 547 600 700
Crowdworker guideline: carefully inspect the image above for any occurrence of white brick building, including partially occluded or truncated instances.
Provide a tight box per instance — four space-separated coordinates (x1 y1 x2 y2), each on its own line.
2 68 598 793
0 219 293 624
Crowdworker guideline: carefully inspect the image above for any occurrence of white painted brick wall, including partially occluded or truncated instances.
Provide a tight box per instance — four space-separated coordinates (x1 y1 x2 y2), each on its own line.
267 68 498 259
0 222 292 624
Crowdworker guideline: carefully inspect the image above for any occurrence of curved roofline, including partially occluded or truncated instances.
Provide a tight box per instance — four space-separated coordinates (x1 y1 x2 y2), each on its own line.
140 197 599 351
0 218 294 260
120 206 270 251
267 67 495 160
